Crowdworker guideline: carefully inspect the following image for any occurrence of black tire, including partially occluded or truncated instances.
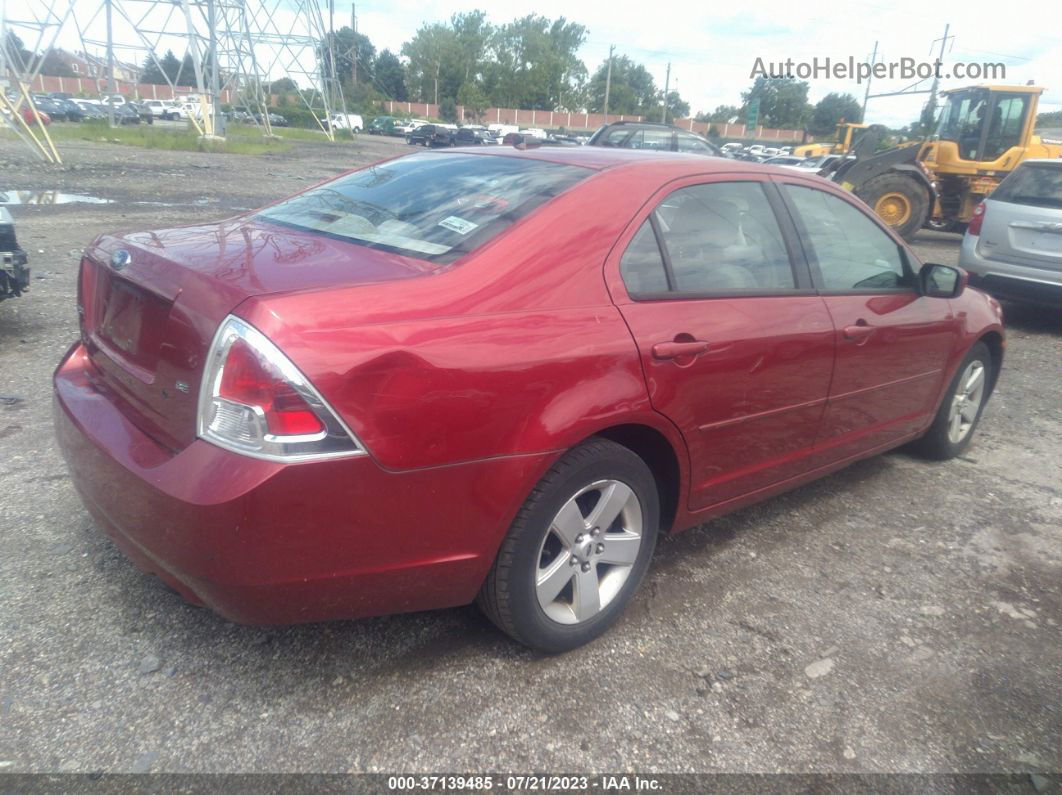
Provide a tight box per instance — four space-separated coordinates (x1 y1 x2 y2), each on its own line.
910 342 993 460
477 438 659 653
856 172 930 241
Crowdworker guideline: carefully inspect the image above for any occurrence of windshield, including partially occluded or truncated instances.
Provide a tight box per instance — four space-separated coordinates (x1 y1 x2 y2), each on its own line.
255 152 590 263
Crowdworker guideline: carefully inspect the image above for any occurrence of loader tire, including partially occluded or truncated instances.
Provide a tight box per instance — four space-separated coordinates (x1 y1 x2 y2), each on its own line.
857 173 930 241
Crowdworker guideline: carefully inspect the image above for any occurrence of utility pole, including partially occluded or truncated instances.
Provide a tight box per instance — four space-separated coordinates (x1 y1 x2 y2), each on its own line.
927 23 952 120
105 0 115 128
861 40 878 120
603 45 614 118
660 62 671 123
351 4 357 85
207 0 220 135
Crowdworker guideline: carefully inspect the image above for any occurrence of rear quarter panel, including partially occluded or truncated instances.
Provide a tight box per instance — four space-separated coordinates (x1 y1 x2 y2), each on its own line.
236 164 692 473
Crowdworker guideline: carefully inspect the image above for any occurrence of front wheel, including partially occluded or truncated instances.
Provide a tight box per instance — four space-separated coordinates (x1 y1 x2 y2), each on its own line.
857 173 930 241
910 342 993 460
478 438 659 653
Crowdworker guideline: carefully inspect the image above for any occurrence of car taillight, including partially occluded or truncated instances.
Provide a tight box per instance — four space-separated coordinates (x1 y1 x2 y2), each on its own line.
968 202 986 236
198 315 364 462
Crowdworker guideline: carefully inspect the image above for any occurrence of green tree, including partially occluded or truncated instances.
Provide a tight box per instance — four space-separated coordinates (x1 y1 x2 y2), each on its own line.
662 90 689 122
374 50 406 100
696 105 741 123
587 54 658 116
321 27 375 88
2 31 32 71
741 76 811 128
402 23 454 105
268 77 298 93
458 81 489 121
39 50 75 77
483 15 586 110
810 92 862 136
140 50 181 85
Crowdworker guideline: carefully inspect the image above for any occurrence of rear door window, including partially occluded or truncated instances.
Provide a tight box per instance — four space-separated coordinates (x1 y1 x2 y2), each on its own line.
619 181 797 296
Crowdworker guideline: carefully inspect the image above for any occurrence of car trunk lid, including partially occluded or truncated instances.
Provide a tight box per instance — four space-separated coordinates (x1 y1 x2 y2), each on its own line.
78 217 433 452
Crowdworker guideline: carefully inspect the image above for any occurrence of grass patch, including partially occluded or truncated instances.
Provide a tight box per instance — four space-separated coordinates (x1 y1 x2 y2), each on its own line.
30 121 292 155
2 119 367 154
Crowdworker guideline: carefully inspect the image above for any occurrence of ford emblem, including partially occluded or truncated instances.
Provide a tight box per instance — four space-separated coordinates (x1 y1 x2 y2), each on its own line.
110 249 131 270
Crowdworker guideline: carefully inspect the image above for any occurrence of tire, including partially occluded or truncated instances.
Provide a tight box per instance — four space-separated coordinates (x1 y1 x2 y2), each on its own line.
910 342 993 460
477 438 659 653
856 173 930 241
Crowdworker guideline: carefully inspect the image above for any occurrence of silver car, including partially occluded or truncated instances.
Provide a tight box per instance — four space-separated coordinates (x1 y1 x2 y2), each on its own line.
959 159 1062 307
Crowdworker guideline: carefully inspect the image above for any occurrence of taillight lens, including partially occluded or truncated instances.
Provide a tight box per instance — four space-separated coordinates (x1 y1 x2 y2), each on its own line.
968 202 986 236
198 316 364 462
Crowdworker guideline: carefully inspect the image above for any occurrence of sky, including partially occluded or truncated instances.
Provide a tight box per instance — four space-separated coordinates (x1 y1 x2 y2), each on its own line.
6 0 1061 128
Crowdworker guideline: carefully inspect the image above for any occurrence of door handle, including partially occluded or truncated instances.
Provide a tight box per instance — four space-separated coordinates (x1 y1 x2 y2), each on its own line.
842 321 875 342
652 339 710 360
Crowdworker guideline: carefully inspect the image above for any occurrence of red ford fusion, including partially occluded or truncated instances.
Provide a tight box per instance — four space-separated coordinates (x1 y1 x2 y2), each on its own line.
54 146 1004 652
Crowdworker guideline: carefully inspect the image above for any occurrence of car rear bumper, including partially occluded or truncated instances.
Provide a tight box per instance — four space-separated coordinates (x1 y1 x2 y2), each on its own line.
959 233 1062 307
54 341 549 625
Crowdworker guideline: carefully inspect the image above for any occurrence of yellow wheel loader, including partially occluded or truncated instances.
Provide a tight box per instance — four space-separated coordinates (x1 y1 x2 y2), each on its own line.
826 85 1062 240
794 121 869 158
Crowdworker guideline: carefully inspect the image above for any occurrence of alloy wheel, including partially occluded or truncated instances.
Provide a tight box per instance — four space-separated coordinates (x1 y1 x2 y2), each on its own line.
947 359 986 444
535 479 643 625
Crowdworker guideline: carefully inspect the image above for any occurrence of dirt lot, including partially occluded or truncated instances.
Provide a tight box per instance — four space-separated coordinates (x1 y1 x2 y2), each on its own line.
1 136 1059 776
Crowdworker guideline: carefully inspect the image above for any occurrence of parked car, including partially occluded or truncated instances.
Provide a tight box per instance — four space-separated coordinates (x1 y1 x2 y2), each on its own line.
142 100 181 121
394 119 429 136
588 121 722 157
30 96 68 121
260 111 288 127
407 123 453 146
454 126 490 145
55 150 1004 653
0 206 30 303
959 159 1062 307
367 115 399 135
762 155 808 169
8 105 51 126
52 97 88 121
129 102 155 124
75 101 108 122
326 112 363 132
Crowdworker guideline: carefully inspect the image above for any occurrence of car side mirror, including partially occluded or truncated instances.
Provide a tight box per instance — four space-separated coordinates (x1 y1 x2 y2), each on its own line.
919 262 967 298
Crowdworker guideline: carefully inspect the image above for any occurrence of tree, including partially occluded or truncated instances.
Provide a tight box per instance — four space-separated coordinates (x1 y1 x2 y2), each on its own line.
696 105 741 123
458 81 488 121
320 27 375 88
39 50 75 77
586 54 658 116
402 23 454 105
662 90 689 122
374 50 406 100
741 76 812 128
140 50 181 85
2 31 33 70
810 92 862 136
268 77 298 94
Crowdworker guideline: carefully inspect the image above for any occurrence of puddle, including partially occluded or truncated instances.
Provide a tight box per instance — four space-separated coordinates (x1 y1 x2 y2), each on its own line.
0 190 112 205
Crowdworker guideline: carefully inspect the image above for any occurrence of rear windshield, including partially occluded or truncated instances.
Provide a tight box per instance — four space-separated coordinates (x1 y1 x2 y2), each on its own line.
255 152 589 263
991 163 1062 209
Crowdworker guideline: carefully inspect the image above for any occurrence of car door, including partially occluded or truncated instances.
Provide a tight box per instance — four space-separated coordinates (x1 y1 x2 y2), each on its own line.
606 176 835 511
776 177 960 463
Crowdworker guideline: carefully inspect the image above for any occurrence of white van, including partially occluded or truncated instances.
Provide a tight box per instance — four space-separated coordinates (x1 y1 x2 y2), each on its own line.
328 113 364 132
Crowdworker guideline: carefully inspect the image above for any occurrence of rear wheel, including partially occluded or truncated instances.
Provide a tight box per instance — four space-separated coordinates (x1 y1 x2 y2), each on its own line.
911 342 992 460
857 173 930 241
478 438 659 653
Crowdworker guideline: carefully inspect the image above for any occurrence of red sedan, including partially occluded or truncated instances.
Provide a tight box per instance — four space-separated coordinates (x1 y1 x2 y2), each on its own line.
54 147 1004 652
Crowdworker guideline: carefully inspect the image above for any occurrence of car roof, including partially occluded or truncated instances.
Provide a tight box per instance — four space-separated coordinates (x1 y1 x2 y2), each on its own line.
438 145 806 178
1014 158 1062 167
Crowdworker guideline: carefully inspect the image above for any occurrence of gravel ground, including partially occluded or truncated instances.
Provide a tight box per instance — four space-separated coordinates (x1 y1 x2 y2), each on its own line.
0 136 1059 776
